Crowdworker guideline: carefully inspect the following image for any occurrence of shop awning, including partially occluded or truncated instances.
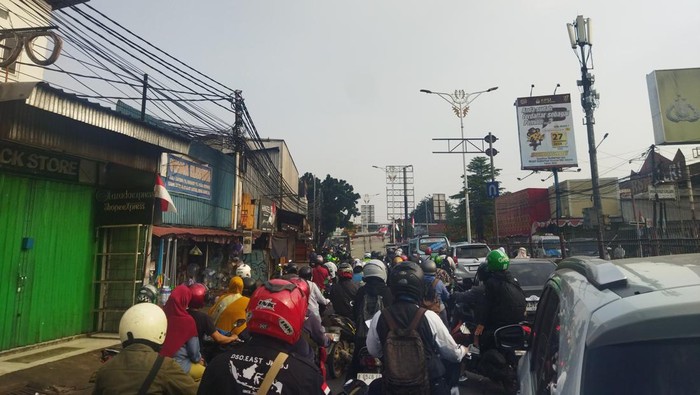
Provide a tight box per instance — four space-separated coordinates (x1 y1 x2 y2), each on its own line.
152 226 241 243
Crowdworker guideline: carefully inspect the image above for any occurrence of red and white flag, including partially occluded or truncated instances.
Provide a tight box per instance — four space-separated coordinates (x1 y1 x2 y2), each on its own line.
154 174 177 213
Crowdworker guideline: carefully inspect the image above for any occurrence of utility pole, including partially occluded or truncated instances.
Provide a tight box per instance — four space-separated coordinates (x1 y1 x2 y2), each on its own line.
553 168 567 258
140 74 148 121
403 166 409 241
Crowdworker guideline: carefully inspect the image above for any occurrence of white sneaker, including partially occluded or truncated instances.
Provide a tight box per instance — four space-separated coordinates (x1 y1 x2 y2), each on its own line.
450 386 460 395
468 344 480 355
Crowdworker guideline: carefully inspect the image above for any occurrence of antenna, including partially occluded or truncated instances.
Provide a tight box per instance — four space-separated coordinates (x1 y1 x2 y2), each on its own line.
529 84 535 97
553 83 561 95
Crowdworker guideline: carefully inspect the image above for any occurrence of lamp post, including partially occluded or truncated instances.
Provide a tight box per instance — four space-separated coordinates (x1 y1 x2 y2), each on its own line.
420 87 498 242
567 15 605 259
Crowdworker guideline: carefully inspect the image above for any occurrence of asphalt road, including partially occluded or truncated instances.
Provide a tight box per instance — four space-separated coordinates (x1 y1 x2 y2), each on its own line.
328 371 509 395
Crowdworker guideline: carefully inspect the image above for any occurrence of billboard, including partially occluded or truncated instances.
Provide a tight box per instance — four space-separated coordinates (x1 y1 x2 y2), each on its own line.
515 94 578 170
647 68 700 145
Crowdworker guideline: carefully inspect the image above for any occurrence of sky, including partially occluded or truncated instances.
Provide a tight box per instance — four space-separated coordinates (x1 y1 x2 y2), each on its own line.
78 1 700 222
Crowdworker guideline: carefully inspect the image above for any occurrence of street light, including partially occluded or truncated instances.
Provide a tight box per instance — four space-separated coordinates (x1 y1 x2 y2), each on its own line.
420 87 498 242
567 15 605 259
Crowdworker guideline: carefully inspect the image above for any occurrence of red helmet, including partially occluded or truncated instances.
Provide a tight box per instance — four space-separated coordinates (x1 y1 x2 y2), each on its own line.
247 279 308 344
425 247 432 255
188 283 208 309
287 276 309 300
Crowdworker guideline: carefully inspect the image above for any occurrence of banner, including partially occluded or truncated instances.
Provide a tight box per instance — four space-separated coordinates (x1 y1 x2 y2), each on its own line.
647 68 700 145
515 94 578 170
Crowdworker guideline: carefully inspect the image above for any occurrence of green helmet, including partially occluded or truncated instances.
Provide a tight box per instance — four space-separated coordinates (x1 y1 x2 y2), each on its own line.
486 249 510 272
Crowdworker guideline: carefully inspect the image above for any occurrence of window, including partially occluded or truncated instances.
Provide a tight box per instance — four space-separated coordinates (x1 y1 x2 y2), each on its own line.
529 286 561 395
455 245 490 259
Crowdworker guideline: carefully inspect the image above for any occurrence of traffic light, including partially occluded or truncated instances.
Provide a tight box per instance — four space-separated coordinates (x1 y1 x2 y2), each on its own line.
485 148 499 157
483 133 498 144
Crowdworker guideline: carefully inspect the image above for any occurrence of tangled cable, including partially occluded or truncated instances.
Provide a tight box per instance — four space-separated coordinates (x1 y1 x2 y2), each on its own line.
0 30 63 67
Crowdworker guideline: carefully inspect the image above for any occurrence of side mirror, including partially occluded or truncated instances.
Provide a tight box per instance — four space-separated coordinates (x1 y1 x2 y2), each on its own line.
494 323 530 350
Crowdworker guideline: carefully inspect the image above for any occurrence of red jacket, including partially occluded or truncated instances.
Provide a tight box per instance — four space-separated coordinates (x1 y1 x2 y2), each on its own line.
312 265 330 291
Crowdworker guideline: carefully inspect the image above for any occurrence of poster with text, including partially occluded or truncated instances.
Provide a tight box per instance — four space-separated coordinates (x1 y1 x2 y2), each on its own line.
515 94 578 170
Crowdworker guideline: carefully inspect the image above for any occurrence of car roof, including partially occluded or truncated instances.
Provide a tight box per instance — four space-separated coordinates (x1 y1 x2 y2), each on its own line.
556 254 700 347
509 258 556 265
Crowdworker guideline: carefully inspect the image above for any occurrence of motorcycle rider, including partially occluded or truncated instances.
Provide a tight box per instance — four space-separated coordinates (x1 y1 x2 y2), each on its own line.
474 249 526 351
367 261 468 395
346 260 393 382
93 303 198 394
160 285 205 381
187 283 238 363
208 276 250 336
198 279 326 394
300 265 330 319
420 259 451 325
311 255 330 293
329 262 359 319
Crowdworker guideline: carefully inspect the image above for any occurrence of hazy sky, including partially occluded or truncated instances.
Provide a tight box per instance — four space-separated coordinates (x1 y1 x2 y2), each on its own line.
87 0 700 222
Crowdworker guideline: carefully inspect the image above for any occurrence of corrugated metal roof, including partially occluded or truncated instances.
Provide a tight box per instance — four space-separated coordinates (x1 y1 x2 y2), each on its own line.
46 0 89 10
25 83 191 154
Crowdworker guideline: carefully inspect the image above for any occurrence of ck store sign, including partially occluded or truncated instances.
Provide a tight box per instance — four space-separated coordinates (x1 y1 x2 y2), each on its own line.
0 141 81 181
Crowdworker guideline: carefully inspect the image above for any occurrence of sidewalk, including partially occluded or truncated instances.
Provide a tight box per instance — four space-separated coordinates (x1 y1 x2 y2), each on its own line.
0 335 120 395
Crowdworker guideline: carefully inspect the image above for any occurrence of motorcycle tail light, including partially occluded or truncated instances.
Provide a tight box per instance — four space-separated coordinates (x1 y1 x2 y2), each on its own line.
362 356 380 368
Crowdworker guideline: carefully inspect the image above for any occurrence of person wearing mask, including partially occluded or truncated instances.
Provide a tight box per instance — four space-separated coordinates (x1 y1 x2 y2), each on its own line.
329 262 359 319
346 260 393 382
208 276 249 336
93 303 198 394
515 247 529 259
366 261 468 395
160 285 205 381
198 279 326 394
474 250 526 352
187 283 238 363
299 265 330 319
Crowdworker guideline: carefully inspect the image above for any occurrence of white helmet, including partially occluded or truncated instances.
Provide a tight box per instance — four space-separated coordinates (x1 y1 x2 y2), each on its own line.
236 263 251 278
324 261 338 279
119 303 167 348
363 252 372 259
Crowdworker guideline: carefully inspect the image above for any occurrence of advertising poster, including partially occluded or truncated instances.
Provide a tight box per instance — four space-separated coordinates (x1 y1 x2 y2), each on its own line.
515 94 578 170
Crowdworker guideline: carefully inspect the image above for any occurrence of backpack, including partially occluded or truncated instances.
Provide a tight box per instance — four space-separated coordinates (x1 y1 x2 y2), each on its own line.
356 293 384 338
381 308 430 395
422 278 441 314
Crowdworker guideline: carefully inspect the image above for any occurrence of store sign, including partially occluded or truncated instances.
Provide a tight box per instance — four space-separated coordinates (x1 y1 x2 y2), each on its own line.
166 154 212 200
648 185 677 200
515 94 578 170
0 141 81 181
647 68 700 145
94 188 154 225
259 198 277 232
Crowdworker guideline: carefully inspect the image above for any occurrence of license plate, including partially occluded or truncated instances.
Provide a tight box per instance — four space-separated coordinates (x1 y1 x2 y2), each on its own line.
526 302 538 312
357 373 381 384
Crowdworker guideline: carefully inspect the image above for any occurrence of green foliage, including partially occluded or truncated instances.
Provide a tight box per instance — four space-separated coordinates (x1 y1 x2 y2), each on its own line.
300 172 361 247
450 156 503 241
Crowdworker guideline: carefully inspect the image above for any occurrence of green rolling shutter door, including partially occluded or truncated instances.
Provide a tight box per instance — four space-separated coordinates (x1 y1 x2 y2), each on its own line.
0 174 94 350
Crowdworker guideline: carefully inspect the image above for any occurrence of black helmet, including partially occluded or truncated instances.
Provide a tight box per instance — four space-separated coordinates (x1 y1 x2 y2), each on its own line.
299 265 313 280
389 261 425 302
420 259 437 275
283 262 298 275
475 261 491 285
242 277 257 297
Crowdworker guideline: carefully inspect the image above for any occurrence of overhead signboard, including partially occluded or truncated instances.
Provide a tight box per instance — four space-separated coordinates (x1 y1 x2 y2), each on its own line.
515 94 578 170
165 154 212 200
648 185 677 200
647 68 700 145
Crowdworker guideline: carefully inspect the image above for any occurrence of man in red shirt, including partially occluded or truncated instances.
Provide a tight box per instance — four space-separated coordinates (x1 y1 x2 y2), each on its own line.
311 255 330 292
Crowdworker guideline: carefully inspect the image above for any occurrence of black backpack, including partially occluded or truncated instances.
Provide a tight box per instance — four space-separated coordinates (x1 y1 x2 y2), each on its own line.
356 293 384 338
381 308 430 395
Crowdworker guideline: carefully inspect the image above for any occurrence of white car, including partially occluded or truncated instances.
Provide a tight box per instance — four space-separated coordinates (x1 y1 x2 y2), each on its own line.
451 242 491 281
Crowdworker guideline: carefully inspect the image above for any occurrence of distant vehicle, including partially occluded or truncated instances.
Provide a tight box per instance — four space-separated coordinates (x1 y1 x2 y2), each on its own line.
507 258 557 318
451 242 491 281
530 234 563 258
499 254 700 394
407 234 450 259
568 237 599 257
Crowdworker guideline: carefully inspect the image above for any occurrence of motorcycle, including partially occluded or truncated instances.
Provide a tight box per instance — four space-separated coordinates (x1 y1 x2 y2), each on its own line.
449 298 525 395
321 314 356 379
340 345 382 395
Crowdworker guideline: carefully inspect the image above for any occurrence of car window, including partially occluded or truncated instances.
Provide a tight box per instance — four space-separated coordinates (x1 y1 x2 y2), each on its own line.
529 286 561 395
417 237 448 253
455 245 490 259
510 262 556 287
583 338 700 395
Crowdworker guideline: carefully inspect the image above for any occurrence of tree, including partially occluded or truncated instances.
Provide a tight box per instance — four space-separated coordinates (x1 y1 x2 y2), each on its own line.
450 157 502 241
300 172 361 248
